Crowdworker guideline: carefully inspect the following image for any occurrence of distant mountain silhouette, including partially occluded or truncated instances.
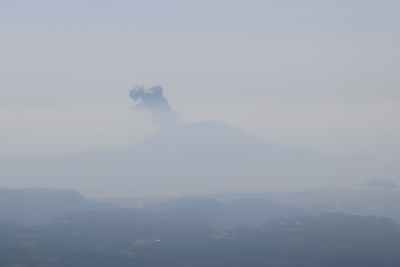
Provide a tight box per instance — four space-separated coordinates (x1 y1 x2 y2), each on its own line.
0 188 114 225
144 197 306 230
364 178 398 189
3 121 369 169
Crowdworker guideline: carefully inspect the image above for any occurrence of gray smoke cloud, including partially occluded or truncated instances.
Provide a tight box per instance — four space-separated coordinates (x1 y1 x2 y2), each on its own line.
129 85 178 126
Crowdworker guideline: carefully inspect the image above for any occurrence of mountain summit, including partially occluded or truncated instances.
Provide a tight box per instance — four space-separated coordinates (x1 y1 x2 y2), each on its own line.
6 121 366 169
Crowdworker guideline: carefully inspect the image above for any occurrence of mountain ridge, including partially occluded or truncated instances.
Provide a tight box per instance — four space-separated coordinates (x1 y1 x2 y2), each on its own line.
1 121 370 169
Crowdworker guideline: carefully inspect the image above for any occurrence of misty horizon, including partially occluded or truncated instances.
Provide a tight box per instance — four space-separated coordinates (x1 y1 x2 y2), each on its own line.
2 1 400 266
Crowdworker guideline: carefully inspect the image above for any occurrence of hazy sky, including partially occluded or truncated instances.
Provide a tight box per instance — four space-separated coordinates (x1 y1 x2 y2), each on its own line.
1 0 400 158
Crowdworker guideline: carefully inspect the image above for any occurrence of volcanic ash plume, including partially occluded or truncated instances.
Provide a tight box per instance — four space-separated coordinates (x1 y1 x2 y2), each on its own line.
129 85 178 126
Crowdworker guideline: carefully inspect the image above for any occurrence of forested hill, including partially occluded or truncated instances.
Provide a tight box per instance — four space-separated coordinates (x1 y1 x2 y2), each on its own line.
0 188 114 225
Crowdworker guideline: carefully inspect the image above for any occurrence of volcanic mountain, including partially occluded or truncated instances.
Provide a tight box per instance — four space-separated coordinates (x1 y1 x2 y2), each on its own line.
5 121 367 169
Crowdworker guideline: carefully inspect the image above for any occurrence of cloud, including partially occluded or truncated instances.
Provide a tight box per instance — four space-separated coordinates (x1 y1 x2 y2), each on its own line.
129 85 178 126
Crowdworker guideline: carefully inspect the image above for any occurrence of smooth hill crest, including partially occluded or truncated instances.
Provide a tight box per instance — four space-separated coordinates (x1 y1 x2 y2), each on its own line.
0 121 370 169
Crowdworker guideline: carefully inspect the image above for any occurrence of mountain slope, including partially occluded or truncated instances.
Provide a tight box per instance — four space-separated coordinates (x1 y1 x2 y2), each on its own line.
144 197 306 230
0 188 114 225
10 121 368 169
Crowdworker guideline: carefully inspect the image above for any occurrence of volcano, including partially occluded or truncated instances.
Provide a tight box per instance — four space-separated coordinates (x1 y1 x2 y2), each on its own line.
6 121 367 169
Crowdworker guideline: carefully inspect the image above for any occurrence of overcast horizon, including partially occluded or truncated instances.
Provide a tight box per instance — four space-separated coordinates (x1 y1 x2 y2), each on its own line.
1 1 400 198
